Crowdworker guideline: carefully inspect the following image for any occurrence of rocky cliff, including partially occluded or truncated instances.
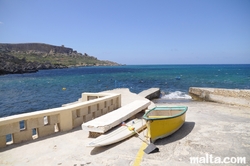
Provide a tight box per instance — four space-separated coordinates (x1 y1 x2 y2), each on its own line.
0 43 120 75
0 43 74 54
0 53 66 75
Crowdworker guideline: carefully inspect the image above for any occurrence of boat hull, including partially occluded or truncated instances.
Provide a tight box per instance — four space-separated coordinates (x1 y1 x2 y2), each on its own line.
143 106 187 143
87 119 146 147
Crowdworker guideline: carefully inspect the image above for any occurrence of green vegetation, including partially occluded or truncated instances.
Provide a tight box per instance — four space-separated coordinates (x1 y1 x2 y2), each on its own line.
0 43 121 75
11 52 117 66
0 43 120 67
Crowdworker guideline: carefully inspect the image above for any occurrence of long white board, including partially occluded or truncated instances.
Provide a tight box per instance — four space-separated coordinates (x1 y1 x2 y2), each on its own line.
82 100 150 133
87 119 146 147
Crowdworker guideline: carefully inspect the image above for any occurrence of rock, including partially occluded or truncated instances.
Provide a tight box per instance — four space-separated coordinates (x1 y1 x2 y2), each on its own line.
0 43 74 54
0 43 121 75
0 53 66 75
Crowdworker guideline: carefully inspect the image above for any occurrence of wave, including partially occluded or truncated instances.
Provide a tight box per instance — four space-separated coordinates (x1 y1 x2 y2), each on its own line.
161 91 192 100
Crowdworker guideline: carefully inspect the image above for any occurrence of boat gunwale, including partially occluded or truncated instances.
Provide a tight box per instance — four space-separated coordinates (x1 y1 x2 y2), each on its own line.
143 106 188 121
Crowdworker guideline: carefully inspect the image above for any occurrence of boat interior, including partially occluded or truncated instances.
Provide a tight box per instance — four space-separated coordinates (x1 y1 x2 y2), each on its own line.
146 109 184 117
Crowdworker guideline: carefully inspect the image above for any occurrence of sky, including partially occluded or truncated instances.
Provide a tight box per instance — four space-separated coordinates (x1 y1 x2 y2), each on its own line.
0 0 250 65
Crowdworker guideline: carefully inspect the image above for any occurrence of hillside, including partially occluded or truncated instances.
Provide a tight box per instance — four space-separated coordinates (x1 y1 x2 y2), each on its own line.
0 43 121 75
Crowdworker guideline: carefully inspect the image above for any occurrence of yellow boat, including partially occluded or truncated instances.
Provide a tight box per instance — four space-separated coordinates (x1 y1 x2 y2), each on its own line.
143 106 188 143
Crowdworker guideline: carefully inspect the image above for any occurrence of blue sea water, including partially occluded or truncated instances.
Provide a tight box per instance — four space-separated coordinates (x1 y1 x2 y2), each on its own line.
0 64 249 117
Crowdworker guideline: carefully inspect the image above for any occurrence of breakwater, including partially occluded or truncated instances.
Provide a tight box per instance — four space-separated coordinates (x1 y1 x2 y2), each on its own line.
189 87 250 107
0 92 121 148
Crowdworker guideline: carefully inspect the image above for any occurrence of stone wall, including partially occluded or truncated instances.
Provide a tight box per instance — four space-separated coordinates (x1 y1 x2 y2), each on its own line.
189 87 250 107
0 92 121 148
138 88 161 100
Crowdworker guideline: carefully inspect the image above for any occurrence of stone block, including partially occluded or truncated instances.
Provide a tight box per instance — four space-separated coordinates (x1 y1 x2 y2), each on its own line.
99 102 104 110
49 114 59 124
0 136 6 148
79 107 88 116
38 125 55 137
84 114 93 122
95 110 102 118
13 129 33 144
26 117 44 129
72 110 77 119
90 105 97 112
106 100 111 107
102 108 108 114
73 117 83 128
109 105 114 111
59 110 73 132
88 96 98 100
0 122 20 136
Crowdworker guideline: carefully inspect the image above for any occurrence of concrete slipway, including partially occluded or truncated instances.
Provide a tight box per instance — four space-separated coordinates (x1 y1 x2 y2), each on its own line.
0 88 250 166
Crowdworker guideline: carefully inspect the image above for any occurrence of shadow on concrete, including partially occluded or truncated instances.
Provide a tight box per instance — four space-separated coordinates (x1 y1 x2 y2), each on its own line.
90 142 121 155
89 127 134 155
90 121 195 155
0 126 82 152
154 121 195 146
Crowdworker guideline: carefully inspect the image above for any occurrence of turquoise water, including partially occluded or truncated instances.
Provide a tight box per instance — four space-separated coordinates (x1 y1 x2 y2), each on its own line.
0 64 249 117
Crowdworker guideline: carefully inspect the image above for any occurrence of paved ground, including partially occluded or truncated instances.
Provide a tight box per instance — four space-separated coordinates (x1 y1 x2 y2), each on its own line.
0 90 250 166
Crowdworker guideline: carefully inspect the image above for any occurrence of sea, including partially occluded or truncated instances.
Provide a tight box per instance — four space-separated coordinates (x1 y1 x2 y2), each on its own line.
0 64 249 117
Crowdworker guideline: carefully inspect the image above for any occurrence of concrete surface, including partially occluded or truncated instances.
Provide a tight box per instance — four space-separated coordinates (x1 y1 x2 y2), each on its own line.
0 89 250 166
189 87 250 107
102 88 150 106
103 88 156 110
138 88 161 100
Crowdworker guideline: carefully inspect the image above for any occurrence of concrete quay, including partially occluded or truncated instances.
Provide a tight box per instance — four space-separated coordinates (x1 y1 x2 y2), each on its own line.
138 88 161 100
0 88 250 166
189 87 250 107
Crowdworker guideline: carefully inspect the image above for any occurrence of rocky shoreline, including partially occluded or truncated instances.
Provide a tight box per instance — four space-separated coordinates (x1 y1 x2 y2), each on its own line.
0 53 67 75
0 43 121 75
